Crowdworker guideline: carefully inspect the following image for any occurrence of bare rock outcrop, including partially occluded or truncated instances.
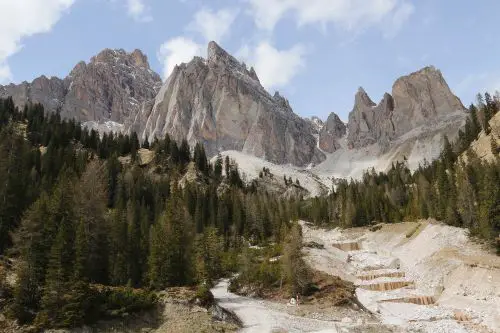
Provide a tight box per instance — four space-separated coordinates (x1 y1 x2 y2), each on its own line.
129 41 324 166
0 49 162 123
0 45 469 171
61 48 162 122
319 112 346 153
0 76 65 113
347 67 466 150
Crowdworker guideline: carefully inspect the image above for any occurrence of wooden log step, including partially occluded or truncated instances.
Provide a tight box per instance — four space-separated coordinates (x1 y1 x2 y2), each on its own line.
379 295 436 305
358 280 414 291
357 271 405 281
332 242 360 251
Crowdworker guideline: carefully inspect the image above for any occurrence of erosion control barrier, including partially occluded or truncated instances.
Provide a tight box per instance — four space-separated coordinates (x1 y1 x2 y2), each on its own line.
332 241 360 251
358 280 414 291
379 295 436 305
357 271 405 281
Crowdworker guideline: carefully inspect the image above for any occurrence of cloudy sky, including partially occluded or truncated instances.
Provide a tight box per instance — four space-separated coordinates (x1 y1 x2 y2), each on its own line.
1 0 498 120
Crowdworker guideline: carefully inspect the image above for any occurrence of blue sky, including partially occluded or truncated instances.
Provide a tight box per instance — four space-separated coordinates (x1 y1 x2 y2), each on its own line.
1 0 499 121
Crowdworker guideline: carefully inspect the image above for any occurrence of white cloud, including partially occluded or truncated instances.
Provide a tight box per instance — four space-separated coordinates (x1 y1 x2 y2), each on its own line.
239 41 306 89
247 0 414 36
0 63 12 83
157 37 203 79
126 0 152 22
383 2 414 38
0 0 74 83
188 8 239 42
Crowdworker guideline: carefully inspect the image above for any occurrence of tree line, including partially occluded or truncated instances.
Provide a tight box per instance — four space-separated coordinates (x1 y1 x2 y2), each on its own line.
301 92 500 252
0 98 297 329
0 89 498 329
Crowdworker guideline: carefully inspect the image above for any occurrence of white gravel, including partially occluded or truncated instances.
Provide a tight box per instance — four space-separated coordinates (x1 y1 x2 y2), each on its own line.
211 279 342 333
300 221 500 333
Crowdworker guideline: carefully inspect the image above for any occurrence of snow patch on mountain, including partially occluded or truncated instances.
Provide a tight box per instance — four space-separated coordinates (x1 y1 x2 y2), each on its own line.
82 120 125 135
211 150 329 197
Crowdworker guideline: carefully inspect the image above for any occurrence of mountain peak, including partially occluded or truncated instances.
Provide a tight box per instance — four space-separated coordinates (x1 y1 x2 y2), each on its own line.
273 91 293 112
207 41 234 65
355 86 376 107
397 65 444 85
207 41 226 59
319 112 347 153
90 48 152 70
131 41 324 166
207 41 259 83
347 65 466 150
130 49 150 69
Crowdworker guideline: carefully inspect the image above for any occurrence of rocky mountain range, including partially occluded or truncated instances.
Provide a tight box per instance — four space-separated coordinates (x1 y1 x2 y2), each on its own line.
127 41 324 166
346 67 466 150
0 48 161 124
0 41 469 174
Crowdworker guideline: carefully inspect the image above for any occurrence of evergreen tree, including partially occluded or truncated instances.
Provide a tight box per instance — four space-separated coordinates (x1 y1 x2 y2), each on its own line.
0 128 29 253
214 154 223 179
148 183 194 288
282 222 311 295
36 215 75 328
142 137 150 149
195 226 223 285
74 162 109 283
130 132 140 161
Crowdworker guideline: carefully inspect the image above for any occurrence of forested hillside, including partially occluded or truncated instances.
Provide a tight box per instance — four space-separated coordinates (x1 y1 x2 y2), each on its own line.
0 91 498 330
0 97 298 330
301 93 500 250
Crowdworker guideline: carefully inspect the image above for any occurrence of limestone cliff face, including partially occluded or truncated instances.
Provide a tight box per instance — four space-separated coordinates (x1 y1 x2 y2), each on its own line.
0 45 469 170
61 49 162 122
0 76 66 114
129 41 325 166
318 112 346 153
347 67 466 150
0 49 162 123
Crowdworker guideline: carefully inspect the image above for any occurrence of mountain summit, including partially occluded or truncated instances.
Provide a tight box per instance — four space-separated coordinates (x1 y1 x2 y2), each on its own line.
0 43 468 171
128 41 325 166
0 48 162 124
347 66 466 150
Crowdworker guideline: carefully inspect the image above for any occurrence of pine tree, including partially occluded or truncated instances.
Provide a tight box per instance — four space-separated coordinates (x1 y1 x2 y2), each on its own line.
74 162 109 283
109 203 129 285
456 162 476 229
194 142 208 174
179 139 191 166
441 135 456 170
107 154 121 208
12 192 54 324
214 154 223 179
469 104 481 140
130 132 140 161
477 163 500 239
148 183 194 288
36 219 75 328
195 226 223 285
282 222 311 295
142 137 150 149
127 200 143 286
0 128 29 253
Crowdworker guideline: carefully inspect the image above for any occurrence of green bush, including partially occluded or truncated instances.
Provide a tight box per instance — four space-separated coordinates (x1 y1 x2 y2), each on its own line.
33 284 157 330
193 284 214 307
98 287 157 318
